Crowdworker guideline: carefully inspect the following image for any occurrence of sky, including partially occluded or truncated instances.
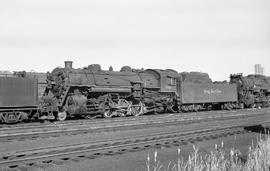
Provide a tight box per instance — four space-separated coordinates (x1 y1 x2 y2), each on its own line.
0 0 269 81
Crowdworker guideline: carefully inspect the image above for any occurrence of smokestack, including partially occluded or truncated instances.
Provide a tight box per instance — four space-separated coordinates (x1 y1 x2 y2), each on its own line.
64 61 73 69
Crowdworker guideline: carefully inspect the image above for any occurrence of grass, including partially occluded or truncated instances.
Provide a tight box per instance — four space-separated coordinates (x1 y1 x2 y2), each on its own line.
146 135 270 171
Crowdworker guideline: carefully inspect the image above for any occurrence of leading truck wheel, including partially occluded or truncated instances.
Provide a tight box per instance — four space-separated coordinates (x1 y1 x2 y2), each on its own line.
57 111 67 121
104 110 113 118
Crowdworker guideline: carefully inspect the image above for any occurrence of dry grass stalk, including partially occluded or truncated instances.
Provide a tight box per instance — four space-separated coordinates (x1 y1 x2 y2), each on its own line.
146 135 270 171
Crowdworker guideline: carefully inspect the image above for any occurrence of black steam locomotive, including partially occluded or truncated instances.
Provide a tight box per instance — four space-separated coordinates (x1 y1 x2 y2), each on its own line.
230 73 270 108
0 61 269 123
41 61 181 120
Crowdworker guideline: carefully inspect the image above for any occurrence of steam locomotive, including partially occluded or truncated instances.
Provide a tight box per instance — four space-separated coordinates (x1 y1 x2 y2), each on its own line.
41 61 181 120
0 61 269 123
230 73 270 108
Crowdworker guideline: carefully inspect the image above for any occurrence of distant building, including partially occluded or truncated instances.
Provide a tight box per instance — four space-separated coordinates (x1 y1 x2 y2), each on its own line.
254 64 264 75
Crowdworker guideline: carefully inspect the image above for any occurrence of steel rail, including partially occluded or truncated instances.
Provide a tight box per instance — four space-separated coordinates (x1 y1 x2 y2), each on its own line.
0 108 267 130
0 111 269 144
0 111 268 142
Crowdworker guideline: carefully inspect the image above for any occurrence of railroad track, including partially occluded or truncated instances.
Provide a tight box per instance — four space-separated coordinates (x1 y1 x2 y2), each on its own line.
0 120 252 170
0 108 266 130
0 109 269 142
0 109 232 128
0 109 236 131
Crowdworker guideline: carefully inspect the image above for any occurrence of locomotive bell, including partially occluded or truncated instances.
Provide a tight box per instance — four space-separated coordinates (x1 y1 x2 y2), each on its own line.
64 61 73 69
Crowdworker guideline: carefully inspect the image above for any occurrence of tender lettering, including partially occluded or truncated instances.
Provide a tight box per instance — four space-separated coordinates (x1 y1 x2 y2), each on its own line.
204 89 222 94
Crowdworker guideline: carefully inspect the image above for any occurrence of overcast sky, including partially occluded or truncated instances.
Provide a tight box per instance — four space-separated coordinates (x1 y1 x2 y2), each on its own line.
0 0 269 81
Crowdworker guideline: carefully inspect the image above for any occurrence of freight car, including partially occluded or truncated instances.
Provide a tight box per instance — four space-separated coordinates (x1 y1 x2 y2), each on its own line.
0 75 39 123
230 73 270 108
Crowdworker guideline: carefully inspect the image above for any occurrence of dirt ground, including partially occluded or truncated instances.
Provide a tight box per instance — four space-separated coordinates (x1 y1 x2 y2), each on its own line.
29 130 263 171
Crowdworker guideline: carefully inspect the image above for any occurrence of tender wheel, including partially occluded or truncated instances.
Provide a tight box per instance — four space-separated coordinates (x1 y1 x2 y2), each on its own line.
193 105 200 112
181 105 189 112
223 103 232 110
57 111 67 121
0 112 28 123
1 112 19 123
17 112 28 122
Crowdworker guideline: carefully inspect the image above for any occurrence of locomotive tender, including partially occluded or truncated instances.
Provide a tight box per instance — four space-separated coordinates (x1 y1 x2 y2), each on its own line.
1 61 269 123
0 76 39 123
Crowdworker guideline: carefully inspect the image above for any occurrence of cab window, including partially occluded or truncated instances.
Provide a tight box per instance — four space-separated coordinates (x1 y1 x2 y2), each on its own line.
167 76 176 85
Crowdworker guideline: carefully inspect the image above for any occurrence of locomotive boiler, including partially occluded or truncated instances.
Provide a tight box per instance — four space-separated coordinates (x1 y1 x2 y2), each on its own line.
41 61 180 120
